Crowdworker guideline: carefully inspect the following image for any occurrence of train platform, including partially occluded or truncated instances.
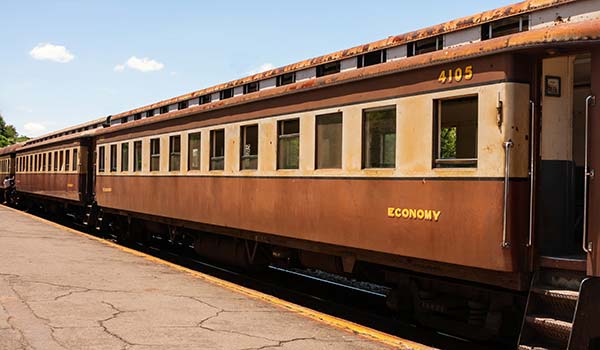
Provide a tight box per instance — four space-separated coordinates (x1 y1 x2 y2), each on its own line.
0 205 432 350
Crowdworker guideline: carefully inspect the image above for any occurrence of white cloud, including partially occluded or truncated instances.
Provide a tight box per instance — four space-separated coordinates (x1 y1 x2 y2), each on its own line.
23 122 48 136
29 43 74 63
247 63 274 75
113 64 125 72
126 56 164 72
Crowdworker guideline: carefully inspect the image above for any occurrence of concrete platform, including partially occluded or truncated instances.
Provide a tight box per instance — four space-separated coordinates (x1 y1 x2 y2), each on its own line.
0 205 431 350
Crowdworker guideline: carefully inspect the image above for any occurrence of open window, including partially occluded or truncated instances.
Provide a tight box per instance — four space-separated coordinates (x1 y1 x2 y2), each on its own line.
357 50 386 68
277 119 300 169
407 36 443 57
159 106 169 114
98 146 105 173
220 88 233 100
121 143 129 172
133 141 142 172
316 62 340 77
210 129 225 170
169 135 181 171
243 82 259 94
482 15 529 40
65 150 70 171
150 138 160 172
240 124 258 170
178 101 188 110
72 149 78 172
316 113 343 169
276 72 296 86
54 151 59 171
188 133 201 171
433 96 478 168
110 145 117 172
199 94 211 105
362 107 396 168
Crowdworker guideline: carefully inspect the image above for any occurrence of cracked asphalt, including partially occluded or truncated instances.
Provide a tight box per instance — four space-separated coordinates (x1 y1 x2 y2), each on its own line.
0 206 403 350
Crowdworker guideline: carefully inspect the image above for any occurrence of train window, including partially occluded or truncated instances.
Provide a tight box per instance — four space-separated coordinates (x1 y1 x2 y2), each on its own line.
121 143 129 172
210 129 225 171
243 82 259 94
34 155 38 172
72 149 78 172
169 135 181 171
276 72 296 86
110 145 117 172
121 117 128 124
178 101 188 110
54 151 59 171
220 88 234 100
134 113 142 121
482 15 528 40
133 141 142 172
433 96 478 168
188 133 201 171
159 106 169 114
316 62 340 77
407 36 443 57
240 124 258 170
277 119 300 169
316 113 343 169
199 94 211 105
65 150 70 172
98 146 105 173
42 153 47 172
357 50 386 68
147 109 155 117
362 107 396 169
150 138 160 172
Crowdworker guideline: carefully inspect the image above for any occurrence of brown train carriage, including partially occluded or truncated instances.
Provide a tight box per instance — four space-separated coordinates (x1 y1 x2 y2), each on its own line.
14 134 93 211
5 0 600 347
89 0 600 344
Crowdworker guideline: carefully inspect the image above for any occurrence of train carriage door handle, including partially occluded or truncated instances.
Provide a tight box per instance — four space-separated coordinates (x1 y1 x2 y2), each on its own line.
583 95 596 254
502 140 514 249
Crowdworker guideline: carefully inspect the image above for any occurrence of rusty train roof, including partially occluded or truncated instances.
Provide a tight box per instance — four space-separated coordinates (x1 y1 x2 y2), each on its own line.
0 143 24 156
105 0 576 120
9 0 595 152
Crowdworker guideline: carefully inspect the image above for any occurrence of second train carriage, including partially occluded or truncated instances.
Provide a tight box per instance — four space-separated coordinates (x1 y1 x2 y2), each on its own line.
3 0 600 347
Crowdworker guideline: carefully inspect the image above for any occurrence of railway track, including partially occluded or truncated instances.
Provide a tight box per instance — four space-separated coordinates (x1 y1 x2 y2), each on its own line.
27 206 505 350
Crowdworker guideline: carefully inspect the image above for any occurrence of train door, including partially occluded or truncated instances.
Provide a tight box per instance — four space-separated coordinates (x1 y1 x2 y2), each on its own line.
534 54 591 268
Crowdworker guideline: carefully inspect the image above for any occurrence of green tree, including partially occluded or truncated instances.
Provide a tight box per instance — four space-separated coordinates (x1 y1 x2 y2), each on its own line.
0 114 28 147
440 126 457 159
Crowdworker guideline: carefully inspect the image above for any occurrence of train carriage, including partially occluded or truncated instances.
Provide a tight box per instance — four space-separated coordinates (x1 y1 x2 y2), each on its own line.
2 0 600 348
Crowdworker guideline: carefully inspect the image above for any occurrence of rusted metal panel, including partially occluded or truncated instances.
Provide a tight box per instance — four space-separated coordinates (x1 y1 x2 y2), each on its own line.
95 175 529 276
16 173 82 202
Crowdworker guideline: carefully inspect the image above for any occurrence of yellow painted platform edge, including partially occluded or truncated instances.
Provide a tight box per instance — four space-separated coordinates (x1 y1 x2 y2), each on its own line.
1 205 435 350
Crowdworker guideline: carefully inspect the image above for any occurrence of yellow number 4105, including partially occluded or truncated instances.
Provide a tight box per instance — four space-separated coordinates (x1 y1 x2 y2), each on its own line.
438 65 473 84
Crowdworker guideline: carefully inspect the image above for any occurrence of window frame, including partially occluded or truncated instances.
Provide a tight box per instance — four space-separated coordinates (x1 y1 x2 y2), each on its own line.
357 50 387 68
150 138 161 172
121 143 129 172
188 132 201 171
110 144 117 172
210 129 225 171
361 106 397 169
65 149 70 172
316 62 341 77
220 88 234 100
133 141 142 172
98 146 106 173
277 118 300 170
240 124 259 171
432 95 479 168
315 112 343 169
243 82 260 94
169 135 181 172
276 72 296 86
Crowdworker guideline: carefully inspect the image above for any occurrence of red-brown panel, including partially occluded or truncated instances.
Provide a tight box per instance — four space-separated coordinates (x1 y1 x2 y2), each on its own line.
96 176 528 273
17 173 81 202
587 47 600 277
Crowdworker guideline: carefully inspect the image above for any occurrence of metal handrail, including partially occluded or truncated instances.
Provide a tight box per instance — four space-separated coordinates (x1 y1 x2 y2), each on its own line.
502 140 514 249
527 101 535 247
583 95 595 254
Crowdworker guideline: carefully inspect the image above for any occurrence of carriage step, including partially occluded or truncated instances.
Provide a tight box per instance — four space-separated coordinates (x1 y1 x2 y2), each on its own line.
525 316 572 346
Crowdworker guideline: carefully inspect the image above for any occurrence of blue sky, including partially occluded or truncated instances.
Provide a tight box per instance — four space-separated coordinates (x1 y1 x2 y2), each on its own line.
0 0 516 137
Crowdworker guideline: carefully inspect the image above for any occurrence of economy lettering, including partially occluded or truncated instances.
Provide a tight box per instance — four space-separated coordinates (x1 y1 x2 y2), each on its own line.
387 207 441 222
